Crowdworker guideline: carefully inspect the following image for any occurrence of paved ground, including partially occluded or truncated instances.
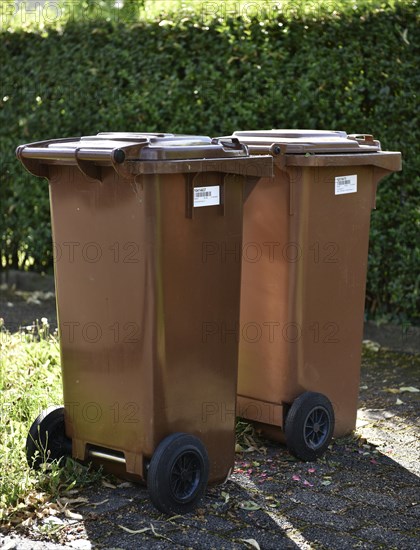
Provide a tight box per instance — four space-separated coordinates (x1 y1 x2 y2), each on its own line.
0 283 419 549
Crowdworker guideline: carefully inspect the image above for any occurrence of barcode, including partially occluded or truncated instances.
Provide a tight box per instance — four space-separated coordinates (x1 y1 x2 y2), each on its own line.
193 185 220 207
335 174 357 195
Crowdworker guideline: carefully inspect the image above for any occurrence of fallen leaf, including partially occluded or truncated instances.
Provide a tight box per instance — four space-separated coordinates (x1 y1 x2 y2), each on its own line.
117 482 133 488
292 474 301 481
166 515 182 522
303 480 314 487
91 499 109 507
240 501 261 511
150 523 171 541
321 480 332 486
399 386 420 393
64 509 83 521
240 538 261 549
119 525 150 534
362 340 380 351
221 491 230 503
57 497 89 507
384 388 400 394
359 409 395 421
102 481 117 489
396 398 404 405
307 468 316 474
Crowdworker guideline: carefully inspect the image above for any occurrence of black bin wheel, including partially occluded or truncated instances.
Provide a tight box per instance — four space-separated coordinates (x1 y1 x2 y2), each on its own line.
147 433 209 515
26 406 71 470
284 391 334 461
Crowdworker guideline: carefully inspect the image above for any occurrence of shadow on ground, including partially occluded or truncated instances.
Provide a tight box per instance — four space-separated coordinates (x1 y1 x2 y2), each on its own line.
1 283 419 549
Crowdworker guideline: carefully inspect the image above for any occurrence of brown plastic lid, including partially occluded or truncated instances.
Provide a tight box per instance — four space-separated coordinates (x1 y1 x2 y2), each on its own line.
22 133 250 161
16 133 274 179
231 129 382 154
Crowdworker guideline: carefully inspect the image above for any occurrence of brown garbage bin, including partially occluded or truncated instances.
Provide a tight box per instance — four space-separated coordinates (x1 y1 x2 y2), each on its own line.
17 133 272 513
225 130 401 460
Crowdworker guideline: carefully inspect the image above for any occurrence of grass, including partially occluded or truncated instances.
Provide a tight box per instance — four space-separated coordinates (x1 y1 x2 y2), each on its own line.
0 319 101 525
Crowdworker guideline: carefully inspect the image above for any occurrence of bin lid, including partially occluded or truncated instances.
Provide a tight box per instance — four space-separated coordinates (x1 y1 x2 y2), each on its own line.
16 132 274 179
44 133 250 160
231 129 382 154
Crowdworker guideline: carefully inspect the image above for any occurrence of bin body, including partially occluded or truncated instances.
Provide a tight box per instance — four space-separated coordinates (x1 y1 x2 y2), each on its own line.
230 130 401 438
17 134 272 483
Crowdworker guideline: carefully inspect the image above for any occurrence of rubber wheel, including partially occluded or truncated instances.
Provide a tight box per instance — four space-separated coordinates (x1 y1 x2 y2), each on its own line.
26 406 71 470
147 433 209 515
284 392 334 461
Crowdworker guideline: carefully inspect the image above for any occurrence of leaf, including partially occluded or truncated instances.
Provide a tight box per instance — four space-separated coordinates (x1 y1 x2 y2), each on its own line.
150 523 171 541
166 515 182 522
292 474 301 481
399 386 419 393
240 501 261 511
240 539 261 549
118 525 151 534
401 28 410 45
396 398 404 405
57 497 89 507
321 480 332 486
102 481 117 489
64 509 83 520
91 499 109 507
221 491 230 503
117 482 133 488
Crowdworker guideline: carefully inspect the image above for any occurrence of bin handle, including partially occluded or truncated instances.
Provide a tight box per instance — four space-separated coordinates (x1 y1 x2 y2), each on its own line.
17 142 132 180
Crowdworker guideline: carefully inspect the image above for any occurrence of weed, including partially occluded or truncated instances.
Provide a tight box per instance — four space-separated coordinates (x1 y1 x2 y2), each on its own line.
0 319 100 523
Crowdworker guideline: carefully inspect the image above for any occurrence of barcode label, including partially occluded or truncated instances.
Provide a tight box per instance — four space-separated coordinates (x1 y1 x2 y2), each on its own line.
194 186 220 207
335 174 357 195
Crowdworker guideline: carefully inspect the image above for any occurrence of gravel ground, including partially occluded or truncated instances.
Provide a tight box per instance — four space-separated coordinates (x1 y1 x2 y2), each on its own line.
1 286 419 550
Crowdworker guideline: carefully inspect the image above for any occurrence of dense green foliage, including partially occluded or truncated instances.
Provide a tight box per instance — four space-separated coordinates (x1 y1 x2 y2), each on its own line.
0 1 418 322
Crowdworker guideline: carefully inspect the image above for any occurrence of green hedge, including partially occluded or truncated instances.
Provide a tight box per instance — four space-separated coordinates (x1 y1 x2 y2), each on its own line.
0 2 418 323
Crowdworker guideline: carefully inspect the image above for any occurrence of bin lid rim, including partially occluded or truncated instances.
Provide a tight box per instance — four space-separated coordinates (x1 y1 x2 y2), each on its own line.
17 133 259 162
230 129 382 153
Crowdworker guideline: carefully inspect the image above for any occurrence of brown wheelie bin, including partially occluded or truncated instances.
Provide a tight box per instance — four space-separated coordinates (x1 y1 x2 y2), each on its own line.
16 133 272 514
224 130 401 460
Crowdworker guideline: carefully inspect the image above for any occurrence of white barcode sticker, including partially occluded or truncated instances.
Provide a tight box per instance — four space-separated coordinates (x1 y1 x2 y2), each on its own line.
335 174 357 195
193 186 220 207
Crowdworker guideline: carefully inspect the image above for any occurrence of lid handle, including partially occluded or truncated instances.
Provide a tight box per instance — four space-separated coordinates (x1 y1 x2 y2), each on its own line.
348 134 381 148
212 137 248 154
